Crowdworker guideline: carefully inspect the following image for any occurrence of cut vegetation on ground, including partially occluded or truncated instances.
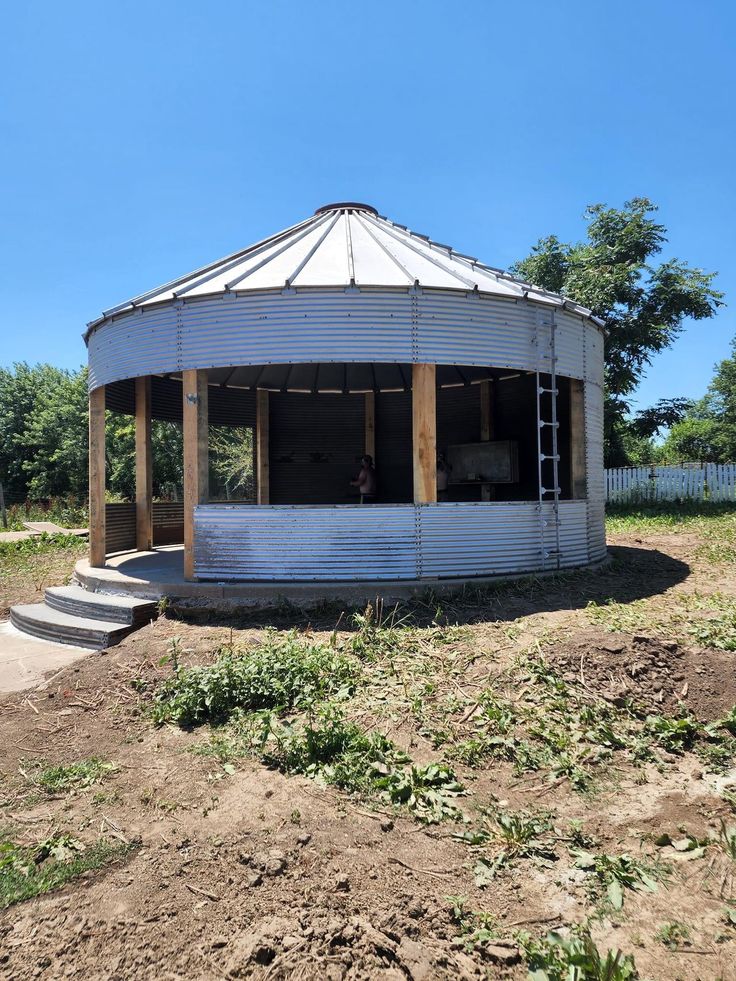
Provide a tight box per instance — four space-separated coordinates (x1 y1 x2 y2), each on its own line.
1 504 736 978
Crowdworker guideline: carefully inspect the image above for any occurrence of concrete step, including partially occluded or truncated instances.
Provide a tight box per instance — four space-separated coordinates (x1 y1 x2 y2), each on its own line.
9 604 133 651
45 585 157 627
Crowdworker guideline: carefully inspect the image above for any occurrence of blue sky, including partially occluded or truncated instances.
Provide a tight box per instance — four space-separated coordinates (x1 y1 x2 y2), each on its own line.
1 0 733 412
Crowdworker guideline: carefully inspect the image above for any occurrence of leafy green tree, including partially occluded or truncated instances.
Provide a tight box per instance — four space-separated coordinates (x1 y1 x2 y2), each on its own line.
0 364 88 500
660 338 736 462
512 199 723 465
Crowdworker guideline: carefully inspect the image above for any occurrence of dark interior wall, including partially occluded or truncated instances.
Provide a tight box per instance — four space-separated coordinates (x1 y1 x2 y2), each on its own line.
269 393 365 504
492 374 571 500
105 377 256 427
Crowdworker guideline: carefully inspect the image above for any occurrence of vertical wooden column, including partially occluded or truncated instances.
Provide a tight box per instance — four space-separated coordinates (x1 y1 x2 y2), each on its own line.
364 392 376 460
479 380 494 501
88 385 106 568
479 380 493 441
183 369 208 581
135 376 153 551
256 390 270 505
569 379 587 499
412 364 437 504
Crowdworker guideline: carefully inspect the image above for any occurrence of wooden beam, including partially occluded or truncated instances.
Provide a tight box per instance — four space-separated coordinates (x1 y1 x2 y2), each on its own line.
569 379 587 499
479 380 494 501
412 363 437 504
183 369 208 581
479 380 493 441
88 385 106 567
256 390 270 505
135 376 153 551
364 391 375 460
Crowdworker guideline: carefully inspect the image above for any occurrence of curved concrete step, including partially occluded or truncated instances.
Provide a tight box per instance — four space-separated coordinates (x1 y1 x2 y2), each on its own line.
45 585 157 627
10 604 133 650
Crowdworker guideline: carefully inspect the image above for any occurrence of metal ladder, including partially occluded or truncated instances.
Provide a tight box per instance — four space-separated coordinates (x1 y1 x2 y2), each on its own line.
534 310 561 570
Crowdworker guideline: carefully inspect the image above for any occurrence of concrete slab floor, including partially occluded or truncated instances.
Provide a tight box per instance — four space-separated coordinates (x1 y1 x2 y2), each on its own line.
0 621 90 693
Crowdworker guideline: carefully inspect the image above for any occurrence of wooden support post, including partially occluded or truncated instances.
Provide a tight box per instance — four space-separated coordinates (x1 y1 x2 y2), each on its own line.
364 392 375 460
479 380 494 500
569 379 587 499
135 376 153 551
89 385 106 567
256 390 270 505
183 369 208 581
479 380 493 441
412 364 437 504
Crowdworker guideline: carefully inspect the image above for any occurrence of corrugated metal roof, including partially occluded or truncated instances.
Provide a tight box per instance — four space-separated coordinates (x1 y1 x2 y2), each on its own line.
86 202 603 334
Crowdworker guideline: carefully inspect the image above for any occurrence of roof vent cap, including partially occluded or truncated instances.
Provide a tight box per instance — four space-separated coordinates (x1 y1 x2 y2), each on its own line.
314 201 378 216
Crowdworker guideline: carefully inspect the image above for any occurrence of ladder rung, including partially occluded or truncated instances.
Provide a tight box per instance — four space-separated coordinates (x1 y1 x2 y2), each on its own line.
538 420 560 428
539 454 561 462
540 487 561 495
538 387 559 395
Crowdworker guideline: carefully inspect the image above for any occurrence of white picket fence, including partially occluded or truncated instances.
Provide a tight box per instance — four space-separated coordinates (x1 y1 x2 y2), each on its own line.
605 463 736 503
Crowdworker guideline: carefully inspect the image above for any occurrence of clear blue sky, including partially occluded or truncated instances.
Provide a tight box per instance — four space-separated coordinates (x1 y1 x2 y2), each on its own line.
1 0 734 412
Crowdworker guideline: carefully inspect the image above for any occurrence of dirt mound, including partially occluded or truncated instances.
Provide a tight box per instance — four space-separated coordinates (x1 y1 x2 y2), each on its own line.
550 629 736 719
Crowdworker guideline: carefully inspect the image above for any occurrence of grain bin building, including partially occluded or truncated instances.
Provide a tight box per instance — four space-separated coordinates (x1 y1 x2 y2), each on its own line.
83 201 606 590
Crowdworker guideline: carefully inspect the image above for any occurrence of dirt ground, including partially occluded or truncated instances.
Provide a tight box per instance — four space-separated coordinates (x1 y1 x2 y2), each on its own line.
1 517 736 980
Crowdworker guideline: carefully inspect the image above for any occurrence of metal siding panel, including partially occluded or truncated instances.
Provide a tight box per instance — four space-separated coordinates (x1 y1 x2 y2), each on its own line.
418 502 589 577
192 502 591 581
193 505 419 581
88 290 593 389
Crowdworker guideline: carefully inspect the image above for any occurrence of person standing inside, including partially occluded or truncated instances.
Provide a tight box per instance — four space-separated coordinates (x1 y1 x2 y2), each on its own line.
350 455 377 503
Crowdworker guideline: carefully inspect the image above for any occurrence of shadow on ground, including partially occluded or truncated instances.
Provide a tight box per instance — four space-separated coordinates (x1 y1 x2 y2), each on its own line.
168 545 690 633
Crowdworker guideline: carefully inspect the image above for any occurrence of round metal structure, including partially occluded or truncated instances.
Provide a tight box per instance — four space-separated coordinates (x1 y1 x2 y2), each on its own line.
85 203 606 585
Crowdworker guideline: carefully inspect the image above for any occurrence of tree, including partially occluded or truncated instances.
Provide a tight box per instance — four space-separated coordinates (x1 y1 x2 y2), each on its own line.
0 364 88 501
512 199 723 465
660 337 736 463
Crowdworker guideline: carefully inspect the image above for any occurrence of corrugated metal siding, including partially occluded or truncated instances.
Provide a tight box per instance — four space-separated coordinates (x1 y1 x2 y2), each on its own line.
418 502 589 577
105 503 136 554
192 501 592 581
416 294 585 378
153 502 184 546
88 289 597 390
193 505 419 580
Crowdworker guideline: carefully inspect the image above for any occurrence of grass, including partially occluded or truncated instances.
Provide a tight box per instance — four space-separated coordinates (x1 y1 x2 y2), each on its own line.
0 833 133 909
2 498 88 534
606 501 736 564
24 757 116 793
0 533 88 614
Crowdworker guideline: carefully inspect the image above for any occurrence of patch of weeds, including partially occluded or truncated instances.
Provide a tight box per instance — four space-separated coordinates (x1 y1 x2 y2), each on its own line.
152 630 358 726
586 599 649 634
447 896 499 952
572 850 661 910
264 705 465 824
688 610 736 651
348 603 417 662
643 712 700 753
517 926 638 980
655 921 691 950
0 833 134 909
374 762 466 824
23 758 116 793
139 788 183 813
459 807 557 885
0 533 88 558
718 820 736 862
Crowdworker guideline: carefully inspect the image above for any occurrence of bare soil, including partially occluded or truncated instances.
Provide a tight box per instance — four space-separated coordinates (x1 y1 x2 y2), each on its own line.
1 524 735 980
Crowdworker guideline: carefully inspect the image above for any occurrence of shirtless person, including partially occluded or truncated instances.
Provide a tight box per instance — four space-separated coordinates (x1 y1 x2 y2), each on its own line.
350 455 377 503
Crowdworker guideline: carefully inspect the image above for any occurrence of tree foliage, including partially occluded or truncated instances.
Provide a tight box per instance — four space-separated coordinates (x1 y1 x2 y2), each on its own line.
512 198 723 465
0 363 183 502
660 337 736 463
